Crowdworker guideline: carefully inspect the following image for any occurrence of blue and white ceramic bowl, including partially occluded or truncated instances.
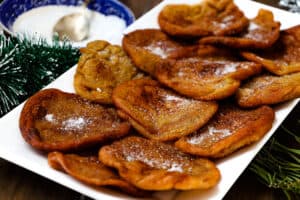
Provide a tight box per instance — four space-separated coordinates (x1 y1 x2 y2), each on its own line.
0 0 135 40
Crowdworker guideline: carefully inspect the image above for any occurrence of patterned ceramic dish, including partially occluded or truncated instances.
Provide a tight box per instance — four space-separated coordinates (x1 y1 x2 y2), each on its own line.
0 0 135 35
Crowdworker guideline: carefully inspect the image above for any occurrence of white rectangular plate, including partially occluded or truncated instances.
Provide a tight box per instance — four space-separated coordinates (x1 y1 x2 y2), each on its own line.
0 0 299 200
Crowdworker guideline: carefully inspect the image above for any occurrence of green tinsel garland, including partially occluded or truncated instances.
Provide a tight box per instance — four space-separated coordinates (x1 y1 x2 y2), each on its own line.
249 103 300 199
0 34 80 117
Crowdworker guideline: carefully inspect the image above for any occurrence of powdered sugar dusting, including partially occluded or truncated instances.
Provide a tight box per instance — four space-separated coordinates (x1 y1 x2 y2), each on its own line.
178 71 184 77
145 41 174 59
62 117 87 131
121 139 192 173
45 114 55 122
125 150 184 173
215 63 239 76
188 126 231 145
44 113 91 131
248 22 260 31
146 45 167 58
163 93 191 107
168 163 184 172
164 94 182 102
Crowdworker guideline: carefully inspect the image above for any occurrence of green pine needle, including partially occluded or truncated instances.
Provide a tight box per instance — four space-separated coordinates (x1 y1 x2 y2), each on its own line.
0 36 27 115
0 34 80 117
250 104 300 199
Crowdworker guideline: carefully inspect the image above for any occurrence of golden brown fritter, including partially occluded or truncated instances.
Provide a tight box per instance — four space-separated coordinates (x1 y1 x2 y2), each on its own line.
175 104 274 158
236 72 300 108
241 25 300 75
48 152 148 197
19 89 130 151
122 29 198 75
99 136 221 190
155 53 262 101
196 45 241 60
74 40 138 104
199 9 280 49
112 78 218 141
158 0 249 38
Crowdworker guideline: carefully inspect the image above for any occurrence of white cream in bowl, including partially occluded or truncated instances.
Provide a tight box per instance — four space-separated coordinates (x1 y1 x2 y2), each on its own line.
12 5 127 45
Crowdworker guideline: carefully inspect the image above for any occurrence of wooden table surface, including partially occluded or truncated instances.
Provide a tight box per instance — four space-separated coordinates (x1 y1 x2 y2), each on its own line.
0 0 297 199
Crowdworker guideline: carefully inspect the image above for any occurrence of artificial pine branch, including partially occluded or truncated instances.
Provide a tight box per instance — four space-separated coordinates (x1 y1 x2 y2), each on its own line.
249 103 300 199
0 34 80 117
0 36 27 115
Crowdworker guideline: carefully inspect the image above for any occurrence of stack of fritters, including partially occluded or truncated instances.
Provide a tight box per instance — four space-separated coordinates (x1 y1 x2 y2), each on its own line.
18 0 300 197
48 152 148 196
241 25 300 75
158 0 249 37
112 78 218 141
99 136 220 190
199 9 281 49
155 55 262 100
236 73 300 107
237 25 300 107
122 29 198 75
123 29 263 100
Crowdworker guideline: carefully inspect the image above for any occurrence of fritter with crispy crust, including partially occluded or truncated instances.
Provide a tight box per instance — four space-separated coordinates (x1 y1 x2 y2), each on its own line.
236 72 300 108
199 9 280 49
19 89 130 151
112 79 218 141
99 136 221 190
158 0 249 38
175 104 274 158
74 40 137 104
155 53 262 101
122 29 198 75
48 152 148 197
241 25 300 75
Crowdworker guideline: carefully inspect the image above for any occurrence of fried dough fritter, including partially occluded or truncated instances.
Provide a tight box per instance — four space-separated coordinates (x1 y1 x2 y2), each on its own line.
99 136 221 190
236 72 300 108
48 152 148 197
241 25 300 75
122 29 198 75
74 40 138 104
155 53 262 101
175 105 274 158
158 0 249 38
199 9 280 49
112 78 218 141
19 89 130 151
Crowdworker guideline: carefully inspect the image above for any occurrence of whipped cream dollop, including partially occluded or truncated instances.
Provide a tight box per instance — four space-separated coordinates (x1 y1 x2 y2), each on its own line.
12 5 127 46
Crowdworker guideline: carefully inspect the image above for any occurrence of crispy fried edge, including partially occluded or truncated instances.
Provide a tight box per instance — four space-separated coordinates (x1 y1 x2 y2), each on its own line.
158 0 249 38
73 71 113 104
236 72 300 107
122 29 165 76
175 106 275 158
19 88 130 151
155 59 261 101
98 136 221 190
112 79 218 141
241 52 300 75
199 9 281 49
241 25 300 75
48 152 149 197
